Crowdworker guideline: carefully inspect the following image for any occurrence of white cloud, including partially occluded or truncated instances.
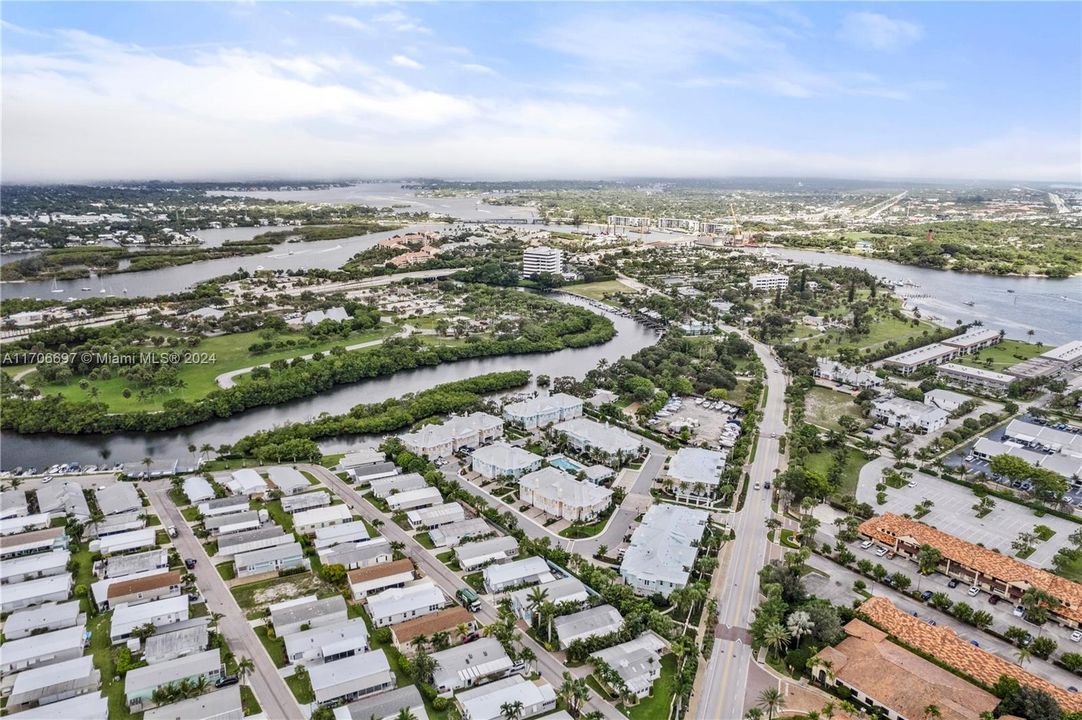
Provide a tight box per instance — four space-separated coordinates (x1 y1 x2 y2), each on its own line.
458 62 496 76
838 12 923 52
1 30 1076 183
325 14 368 33
390 54 423 70
373 9 431 34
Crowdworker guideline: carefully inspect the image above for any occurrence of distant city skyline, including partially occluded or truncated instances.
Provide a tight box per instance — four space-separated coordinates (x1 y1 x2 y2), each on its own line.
2 2 1079 183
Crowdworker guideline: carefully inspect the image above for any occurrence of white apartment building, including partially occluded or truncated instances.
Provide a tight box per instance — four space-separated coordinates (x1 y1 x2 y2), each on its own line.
502 393 583 429
399 412 503 459
937 363 1015 393
666 447 726 504
522 246 563 276
470 442 543 480
518 467 613 523
871 397 949 433
748 273 789 291
621 503 709 598
552 417 643 463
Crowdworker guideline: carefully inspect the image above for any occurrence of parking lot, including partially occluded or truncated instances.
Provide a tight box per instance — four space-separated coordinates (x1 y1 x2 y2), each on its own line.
856 466 1074 568
647 395 741 446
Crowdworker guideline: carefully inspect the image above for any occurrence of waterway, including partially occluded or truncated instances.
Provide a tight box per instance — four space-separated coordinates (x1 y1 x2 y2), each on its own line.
0 295 656 470
744 247 1081 345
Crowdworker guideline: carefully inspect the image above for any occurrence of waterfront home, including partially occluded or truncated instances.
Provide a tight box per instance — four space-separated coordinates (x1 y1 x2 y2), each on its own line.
266 466 311 495
502 393 583 429
399 412 503 459
470 442 543 480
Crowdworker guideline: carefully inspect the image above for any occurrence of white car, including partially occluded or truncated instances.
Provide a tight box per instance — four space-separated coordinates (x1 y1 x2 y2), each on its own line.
860 540 874 550
875 547 888 557
907 481 916 488
965 455 975 462
967 586 980 597
1072 631 1082 643
1013 605 1025 618
753 482 760 490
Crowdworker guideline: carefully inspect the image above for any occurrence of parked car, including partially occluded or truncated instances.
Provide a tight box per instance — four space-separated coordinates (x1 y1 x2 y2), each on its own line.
875 547 888 557
215 676 239 688
968 586 980 597
988 595 1000 605
860 540 874 550
947 579 959 589
921 590 933 601
1072 630 1082 643
1013 605 1025 618
970 640 980 647
184 558 197 569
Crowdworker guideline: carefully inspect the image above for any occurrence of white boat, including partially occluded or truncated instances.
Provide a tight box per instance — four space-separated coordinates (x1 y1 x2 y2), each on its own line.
50 278 64 293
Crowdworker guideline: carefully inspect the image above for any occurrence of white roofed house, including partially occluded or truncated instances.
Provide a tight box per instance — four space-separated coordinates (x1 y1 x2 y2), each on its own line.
937 362 1016 393
96 527 157 555
399 412 504 459
294 504 352 535
6 655 100 710
348 461 399 485
553 604 623 650
370 473 428 499
470 442 543 480
281 490 331 514
429 518 494 548
203 510 262 536
871 397 949 433
4 600 84 640
510 577 589 624
90 510 146 538
315 520 370 549
283 618 370 666
143 619 211 665
234 541 308 578
0 512 51 536
367 579 447 627
666 447 726 504
0 624 87 674
431 637 514 693
348 559 416 600
36 480 91 521
815 359 882 389
333 685 427 720
0 548 70 584
270 595 349 637
0 573 72 613
142 686 242 720
502 393 584 429
552 417 643 465
590 632 668 700
318 537 393 570
0 489 29 519
483 556 554 594
924 388 973 413
216 525 292 558
518 467 613 523
103 548 168 578
309 649 396 706
95 483 142 516
198 494 250 518
7 691 108 720
111 595 189 643
266 465 311 495
455 676 557 720
225 468 268 497
124 648 223 710
406 502 466 530
386 486 443 512
336 448 387 475
620 504 709 598
456 536 520 573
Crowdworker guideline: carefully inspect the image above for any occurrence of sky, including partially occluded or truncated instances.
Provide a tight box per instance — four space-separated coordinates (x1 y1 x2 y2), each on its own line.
2 2 1080 183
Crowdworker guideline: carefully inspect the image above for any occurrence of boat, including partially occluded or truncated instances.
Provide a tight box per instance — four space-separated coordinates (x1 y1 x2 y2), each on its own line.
963 300 975 306
50 278 64 294
1007 289 1015 293
81 287 92 292
122 288 128 294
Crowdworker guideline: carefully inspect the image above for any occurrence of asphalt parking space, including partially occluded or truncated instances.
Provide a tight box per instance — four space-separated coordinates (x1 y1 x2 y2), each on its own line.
861 469 1073 568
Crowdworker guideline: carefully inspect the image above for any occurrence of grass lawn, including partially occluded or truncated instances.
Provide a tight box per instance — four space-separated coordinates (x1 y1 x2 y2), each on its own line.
559 513 612 539
415 532 435 549
622 655 677 720
262 499 295 533
26 323 397 412
1056 553 1082 583
957 339 1050 372
254 625 288 667
462 572 485 594
85 612 140 720
181 506 202 522
300 471 321 486
779 528 800 549
217 562 237 581
810 313 940 358
804 386 864 432
285 672 314 703
562 279 635 304
803 446 869 500
240 685 262 716
230 571 331 610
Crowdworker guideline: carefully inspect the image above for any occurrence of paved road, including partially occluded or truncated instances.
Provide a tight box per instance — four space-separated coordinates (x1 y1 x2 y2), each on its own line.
694 333 789 720
145 481 303 720
301 465 627 720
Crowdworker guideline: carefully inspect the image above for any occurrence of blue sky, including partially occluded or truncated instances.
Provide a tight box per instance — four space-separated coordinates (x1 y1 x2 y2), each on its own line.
2 2 1079 182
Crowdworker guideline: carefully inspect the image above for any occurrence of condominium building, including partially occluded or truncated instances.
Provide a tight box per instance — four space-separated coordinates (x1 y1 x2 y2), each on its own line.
552 417 643 463
518 467 613 523
748 273 789 291
666 447 726 504
621 503 709 598
470 442 543 480
871 397 948 433
399 412 503 459
937 362 1015 393
502 393 583 429
522 246 563 276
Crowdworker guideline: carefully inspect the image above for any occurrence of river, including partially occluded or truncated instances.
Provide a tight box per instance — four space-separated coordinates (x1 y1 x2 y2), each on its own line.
0 295 657 470
743 247 1081 345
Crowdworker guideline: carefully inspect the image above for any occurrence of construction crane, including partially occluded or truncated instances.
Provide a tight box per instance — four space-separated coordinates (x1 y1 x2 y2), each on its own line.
729 203 743 245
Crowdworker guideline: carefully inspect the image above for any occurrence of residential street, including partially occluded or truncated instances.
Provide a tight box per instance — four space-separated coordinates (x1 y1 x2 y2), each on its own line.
144 481 303 720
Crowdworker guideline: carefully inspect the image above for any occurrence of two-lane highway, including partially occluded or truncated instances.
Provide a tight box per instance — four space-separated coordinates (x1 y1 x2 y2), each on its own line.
693 333 789 719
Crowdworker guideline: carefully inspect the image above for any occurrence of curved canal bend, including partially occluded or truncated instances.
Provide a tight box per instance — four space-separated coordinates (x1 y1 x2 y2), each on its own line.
0 294 658 470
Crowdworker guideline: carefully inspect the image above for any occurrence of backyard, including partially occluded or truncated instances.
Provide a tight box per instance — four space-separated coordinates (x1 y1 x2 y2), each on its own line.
803 386 865 432
803 446 869 500
956 339 1050 372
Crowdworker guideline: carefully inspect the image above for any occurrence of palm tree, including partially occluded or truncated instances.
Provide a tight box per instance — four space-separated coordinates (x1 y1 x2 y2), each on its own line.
500 700 525 720
518 646 537 674
762 623 790 660
454 623 471 643
237 656 255 687
142 456 153 476
757 687 785 720
410 634 429 653
923 705 942 720
786 610 813 646
525 586 549 628
396 709 418 720
1016 645 1032 667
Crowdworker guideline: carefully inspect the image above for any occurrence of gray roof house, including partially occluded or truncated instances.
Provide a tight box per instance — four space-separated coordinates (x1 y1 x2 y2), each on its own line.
144 619 211 665
216 525 292 558
590 632 667 699
7 691 108 720
510 577 589 624
369 473 427 499
281 491 331 514
333 685 426 720
620 504 709 598
142 685 242 720
35 481 91 521
4 600 84 640
430 637 514 693
317 537 392 570
204 510 262 535
270 595 348 637
95 483 142 516
283 618 370 666
234 541 308 578
0 548 70 584
482 556 553 593
7 655 100 710
455 536 519 572
553 604 623 649
124 649 223 709
0 624 87 675
308 649 395 705
103 548 169 578
266 466 312 495
0 573 72 613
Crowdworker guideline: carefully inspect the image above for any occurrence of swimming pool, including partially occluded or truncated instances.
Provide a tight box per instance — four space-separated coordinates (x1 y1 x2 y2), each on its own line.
548 456 584 473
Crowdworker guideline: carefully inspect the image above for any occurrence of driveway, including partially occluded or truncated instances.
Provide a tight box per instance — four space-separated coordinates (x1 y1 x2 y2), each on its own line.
144 481 303 720
857 457 1072 567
